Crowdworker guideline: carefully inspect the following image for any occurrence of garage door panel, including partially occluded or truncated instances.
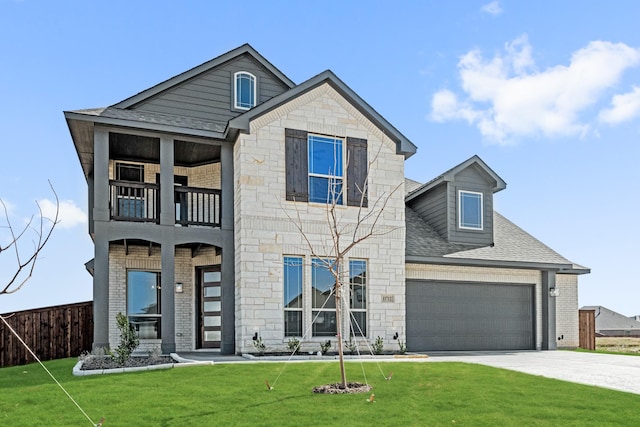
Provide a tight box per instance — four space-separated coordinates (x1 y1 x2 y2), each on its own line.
406 281 534 351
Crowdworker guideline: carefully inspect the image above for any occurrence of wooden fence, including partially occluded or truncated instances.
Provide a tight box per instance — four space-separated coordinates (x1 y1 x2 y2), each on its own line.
579 309 596 350
0 301 93 368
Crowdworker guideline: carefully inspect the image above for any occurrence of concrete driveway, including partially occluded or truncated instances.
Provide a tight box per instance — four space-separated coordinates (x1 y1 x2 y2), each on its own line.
426 350 640 395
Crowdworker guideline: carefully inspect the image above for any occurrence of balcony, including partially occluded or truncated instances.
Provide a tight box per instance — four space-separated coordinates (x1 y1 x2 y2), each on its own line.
109 180 221 227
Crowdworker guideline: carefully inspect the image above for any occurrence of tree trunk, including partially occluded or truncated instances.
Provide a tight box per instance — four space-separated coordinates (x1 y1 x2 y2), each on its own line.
335 278 347 388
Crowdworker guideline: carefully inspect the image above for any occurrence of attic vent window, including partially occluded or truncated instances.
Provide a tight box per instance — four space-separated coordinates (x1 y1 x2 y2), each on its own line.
234 71 256 110
459 190 483 230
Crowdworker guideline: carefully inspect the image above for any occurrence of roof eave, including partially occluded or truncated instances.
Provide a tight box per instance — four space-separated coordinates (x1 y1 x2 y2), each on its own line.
64 110 227 140
406 255 579 272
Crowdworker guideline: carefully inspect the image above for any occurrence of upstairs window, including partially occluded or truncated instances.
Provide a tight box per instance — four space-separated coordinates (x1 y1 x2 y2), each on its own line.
308 135 344 204
459 190 483 230
285 129 367 207
234 71 256 110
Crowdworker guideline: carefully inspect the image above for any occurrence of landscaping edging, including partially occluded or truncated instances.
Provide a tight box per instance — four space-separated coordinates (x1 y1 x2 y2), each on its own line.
72 353 214 376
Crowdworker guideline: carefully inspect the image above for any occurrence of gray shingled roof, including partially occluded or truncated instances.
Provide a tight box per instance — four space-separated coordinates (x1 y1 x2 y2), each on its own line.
404 175 587 272
581 306 640 331
446 212 578 266
99 107 227 133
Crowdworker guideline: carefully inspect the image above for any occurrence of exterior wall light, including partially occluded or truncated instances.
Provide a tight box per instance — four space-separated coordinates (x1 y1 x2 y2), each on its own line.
175 282 183 293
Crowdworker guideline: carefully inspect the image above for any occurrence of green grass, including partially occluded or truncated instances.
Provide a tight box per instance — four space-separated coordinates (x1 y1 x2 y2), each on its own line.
1 358 638 426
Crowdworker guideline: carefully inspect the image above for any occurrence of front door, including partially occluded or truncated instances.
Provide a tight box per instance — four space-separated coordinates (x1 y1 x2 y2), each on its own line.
197 266 222 349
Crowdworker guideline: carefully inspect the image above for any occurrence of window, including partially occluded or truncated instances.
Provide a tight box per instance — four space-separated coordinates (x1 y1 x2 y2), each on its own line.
349 260 367 337
116 162 145 218
459 190 483 230
285 129 367 206
234 71 256 110
284 257 303 337
127 271 161 339
308 135 344 204
312 258 337 337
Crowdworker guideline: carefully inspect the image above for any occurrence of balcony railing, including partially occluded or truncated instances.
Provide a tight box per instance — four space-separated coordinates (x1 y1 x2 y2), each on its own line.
109 180 221 227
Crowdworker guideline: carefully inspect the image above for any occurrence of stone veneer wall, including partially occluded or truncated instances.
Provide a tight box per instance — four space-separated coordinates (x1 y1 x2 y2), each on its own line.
233 83 407 354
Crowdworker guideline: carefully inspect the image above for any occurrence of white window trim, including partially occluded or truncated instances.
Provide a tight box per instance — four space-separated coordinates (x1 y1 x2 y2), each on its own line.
307 134 345 204
458 190 483 230
234 71 256 110
348 259 367 337
283 256 304 337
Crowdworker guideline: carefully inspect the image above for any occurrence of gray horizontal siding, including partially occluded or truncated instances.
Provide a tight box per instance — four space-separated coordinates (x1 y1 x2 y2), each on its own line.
409 184 448 239
448 167 494 245
134 53 290 125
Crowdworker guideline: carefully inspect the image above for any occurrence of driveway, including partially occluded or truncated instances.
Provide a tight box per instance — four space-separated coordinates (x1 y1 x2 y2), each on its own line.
426 350 640 395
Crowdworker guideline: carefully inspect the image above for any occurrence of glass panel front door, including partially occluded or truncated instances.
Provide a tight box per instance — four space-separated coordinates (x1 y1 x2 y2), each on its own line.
198 267 222 349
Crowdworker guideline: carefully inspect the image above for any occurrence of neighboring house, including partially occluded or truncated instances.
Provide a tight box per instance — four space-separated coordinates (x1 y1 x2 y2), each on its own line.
581 306 640 337
65 44 588 355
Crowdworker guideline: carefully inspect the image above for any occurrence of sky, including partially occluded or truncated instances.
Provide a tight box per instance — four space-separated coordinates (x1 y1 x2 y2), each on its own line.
1 1 639 316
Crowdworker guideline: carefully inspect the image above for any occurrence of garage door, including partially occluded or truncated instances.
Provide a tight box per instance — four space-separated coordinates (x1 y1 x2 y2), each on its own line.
406 281 535 351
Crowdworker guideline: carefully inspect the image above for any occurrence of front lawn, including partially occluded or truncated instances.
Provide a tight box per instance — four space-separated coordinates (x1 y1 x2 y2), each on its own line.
0 358 637 426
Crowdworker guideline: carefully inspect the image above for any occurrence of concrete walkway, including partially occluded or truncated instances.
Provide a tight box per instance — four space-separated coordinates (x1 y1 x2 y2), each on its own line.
425 350 640 395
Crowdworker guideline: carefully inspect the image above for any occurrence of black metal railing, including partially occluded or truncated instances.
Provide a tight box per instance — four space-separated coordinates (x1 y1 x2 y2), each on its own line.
109 180 221 227
110 180 158 222
175 186 221 227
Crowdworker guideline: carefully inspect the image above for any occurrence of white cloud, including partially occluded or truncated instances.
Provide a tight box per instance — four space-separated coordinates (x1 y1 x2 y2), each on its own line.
430 36 640 144
599 86 640 124
481 1 503 16
38 199 87 229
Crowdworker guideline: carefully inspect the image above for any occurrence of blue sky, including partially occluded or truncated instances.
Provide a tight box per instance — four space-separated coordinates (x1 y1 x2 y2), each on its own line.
1 1 639 316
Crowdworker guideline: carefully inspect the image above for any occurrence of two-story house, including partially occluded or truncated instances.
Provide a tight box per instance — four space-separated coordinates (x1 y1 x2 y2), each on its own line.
65 44 588 355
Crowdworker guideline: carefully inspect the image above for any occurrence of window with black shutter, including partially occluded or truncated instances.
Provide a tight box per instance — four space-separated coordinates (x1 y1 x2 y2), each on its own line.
285 128 309 202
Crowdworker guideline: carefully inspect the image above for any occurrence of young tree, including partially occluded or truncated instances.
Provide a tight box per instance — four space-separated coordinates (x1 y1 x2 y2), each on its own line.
283 141 401 389
0 183 59 295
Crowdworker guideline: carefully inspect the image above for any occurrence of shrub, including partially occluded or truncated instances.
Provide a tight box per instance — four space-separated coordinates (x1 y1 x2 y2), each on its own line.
287 337 301 354
113 312 139 365
253 336 266 355
344 336 358 355
397 339 407 355
372 336 384 355
320 340 331 355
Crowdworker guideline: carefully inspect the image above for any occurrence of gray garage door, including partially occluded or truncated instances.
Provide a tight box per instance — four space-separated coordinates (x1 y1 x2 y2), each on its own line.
406 281 534 351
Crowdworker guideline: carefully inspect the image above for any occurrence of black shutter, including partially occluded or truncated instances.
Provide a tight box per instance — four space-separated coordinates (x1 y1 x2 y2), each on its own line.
346 137 368 207
285 128 308 202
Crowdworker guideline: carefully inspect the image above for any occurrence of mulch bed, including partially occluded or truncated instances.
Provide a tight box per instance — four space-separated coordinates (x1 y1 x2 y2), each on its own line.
80 356 175 370
312 382 372 394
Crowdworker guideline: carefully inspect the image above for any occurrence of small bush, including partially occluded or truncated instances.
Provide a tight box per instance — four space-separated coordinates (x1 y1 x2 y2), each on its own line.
253 336 266 355
372 336 384 355
320 340 331 355
397 339 407 355
287 337 301 354
344 336 358 355
113 312 139 365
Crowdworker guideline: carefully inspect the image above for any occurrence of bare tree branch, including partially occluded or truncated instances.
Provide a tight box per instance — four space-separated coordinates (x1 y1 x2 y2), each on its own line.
1 181 59 295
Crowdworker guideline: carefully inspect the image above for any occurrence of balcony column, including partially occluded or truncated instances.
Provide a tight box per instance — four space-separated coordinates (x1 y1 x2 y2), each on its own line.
92 128 110 350
159 137 175 226
159 136 176 353
93 128 110 222
220 142 235 354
